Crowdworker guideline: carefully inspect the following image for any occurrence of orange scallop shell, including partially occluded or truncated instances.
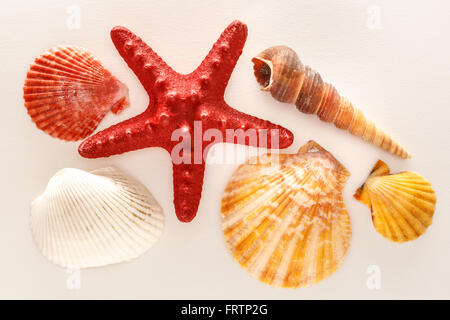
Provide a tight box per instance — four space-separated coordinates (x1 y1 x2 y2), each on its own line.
221 141 351 288
23 45 129 141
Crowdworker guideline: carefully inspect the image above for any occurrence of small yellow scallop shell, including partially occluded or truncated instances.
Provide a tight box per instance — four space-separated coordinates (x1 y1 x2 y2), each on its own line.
354 160 436 242
221 141 351 288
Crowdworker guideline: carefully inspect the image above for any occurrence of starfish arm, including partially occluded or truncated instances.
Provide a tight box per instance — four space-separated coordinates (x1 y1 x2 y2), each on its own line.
216 105 294 149
172 163 205 222
194 21 247 95
78 113 161 158
111 26 175 92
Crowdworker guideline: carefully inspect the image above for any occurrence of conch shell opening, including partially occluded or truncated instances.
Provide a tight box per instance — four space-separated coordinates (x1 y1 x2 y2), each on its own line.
252 57 273 89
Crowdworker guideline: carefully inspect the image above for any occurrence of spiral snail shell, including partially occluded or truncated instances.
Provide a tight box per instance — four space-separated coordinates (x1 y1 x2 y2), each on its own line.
252 46 410 159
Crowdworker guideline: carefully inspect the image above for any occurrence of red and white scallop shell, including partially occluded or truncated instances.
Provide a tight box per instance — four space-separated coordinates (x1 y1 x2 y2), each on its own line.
23 45 129 141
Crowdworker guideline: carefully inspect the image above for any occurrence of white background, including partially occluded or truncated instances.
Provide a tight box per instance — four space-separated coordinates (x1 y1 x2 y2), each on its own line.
0 0 449 299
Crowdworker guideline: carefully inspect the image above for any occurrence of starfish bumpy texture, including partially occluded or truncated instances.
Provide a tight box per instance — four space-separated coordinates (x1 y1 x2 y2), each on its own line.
79 21 294 222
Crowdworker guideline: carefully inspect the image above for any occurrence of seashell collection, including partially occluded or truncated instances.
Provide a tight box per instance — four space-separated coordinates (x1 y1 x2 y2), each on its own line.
354 160 436 242
221 141 351 288
252 46 410 159
31 167 164 268
21 20 437 288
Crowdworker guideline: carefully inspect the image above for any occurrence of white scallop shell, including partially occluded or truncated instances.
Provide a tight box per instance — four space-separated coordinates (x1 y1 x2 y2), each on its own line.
31 167 164 268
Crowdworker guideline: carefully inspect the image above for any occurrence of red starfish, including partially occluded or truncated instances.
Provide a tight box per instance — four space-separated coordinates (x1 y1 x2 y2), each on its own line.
78 21 294 222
